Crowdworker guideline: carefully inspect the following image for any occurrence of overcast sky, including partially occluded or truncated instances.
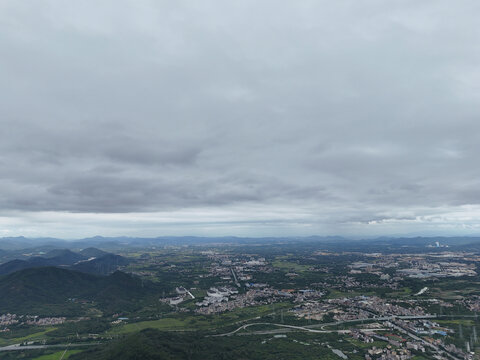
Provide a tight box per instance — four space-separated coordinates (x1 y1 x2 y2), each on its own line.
1 1 480 239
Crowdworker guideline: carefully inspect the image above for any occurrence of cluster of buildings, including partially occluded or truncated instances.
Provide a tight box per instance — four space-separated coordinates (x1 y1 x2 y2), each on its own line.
0 313 66 332
350 325 444 360
290 296 473 359
329 296 427 317
25 316 66 326
195 286 238 307
194 284 325 315
361 320 472 360
294 289 325 303
397 262 477 278
330 275 363 288
404 319 451 336
459 295 480 312
443 343 474 359
291 302 335 321
292 296 428 323
365 345 412 360
351 328 375 343
349 252 478 280
160 285 196 306
155 249 478 358
196 287 277 315
0 313 18 326
205 253 272 284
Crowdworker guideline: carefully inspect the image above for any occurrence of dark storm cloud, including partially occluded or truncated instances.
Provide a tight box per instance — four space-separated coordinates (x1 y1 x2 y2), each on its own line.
1 0 480 237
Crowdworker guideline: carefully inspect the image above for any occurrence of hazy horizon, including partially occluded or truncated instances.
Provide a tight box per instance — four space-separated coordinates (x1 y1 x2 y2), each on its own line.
3 232 480 242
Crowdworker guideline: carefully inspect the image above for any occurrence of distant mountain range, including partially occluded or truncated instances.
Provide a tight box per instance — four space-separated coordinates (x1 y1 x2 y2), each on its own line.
0 236 480 262
2 235 480 251
0 248 129 276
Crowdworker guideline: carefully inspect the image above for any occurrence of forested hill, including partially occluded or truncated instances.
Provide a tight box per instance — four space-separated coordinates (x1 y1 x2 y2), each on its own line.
0 267 161 316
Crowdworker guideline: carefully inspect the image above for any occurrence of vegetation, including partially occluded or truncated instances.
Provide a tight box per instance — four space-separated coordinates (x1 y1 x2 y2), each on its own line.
0 267 163 316
2 238 480 358
70 329 360 360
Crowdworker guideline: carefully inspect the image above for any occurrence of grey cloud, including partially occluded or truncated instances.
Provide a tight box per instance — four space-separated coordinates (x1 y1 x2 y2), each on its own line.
1 0 480 236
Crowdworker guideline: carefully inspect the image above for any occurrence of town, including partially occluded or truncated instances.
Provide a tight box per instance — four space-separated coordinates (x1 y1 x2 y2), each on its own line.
2 239 480 359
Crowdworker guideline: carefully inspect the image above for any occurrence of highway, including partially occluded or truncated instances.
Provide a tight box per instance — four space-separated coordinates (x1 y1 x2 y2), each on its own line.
231 267 240 287
213 314 465 360
389 321 464 360
213 322 384 337
213 314 439 337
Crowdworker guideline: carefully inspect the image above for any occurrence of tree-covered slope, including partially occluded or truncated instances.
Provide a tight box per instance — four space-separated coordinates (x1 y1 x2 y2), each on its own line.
0 267 160 315
70 328 344 360
71 254 130 275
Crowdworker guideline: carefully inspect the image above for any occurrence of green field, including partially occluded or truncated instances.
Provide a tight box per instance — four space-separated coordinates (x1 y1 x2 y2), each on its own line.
0 327 57 346
436 319 475 326
33 350 82 360
326 289 375 299
272 260 310 272
346 338 388 349
109 303 293 334
385 287 412 298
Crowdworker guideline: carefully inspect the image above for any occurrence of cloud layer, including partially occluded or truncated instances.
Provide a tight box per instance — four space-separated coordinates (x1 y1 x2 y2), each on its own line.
1 1 480 237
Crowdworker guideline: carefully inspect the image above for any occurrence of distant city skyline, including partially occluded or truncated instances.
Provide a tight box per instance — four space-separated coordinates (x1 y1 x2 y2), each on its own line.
1 1 480 238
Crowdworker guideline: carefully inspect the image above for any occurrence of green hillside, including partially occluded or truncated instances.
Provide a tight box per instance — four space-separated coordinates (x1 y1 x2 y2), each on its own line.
69 328 343 360
0 267 161 316
71 254 129 275
78 247 109 258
